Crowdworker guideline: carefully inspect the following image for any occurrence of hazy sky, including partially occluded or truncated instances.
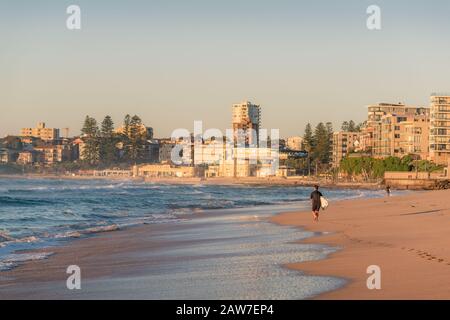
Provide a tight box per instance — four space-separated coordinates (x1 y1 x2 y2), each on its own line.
2 0 450 138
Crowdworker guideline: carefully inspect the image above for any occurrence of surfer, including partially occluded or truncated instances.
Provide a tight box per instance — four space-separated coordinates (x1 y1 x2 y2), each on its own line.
310 185 323 222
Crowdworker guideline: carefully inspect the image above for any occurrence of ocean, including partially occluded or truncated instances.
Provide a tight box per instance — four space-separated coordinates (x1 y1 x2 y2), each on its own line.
0 177 385 298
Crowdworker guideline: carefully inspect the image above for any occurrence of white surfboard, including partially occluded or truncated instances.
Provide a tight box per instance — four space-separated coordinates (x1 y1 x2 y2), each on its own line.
320 196 329 210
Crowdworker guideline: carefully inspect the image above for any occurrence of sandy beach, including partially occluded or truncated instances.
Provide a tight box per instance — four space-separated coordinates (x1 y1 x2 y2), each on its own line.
1 189 450 299
272 189 450 299
0 204 343 300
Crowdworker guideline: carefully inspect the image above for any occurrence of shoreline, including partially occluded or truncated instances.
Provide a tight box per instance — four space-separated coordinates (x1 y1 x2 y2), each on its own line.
0 178 384 283
0 204 345 300
0 173 384 190
3 186 447 299
271 190 450 299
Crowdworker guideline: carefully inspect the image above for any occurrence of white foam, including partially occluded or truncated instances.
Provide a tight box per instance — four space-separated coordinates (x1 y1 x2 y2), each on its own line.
0 252 54 271
53 224 120 240
0 231 15 242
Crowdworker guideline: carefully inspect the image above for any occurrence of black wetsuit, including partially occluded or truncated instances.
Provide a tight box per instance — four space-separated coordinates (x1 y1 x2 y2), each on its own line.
310 190 323 211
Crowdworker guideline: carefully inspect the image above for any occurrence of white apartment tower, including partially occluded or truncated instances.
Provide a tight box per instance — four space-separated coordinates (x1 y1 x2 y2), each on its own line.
430 94 450 165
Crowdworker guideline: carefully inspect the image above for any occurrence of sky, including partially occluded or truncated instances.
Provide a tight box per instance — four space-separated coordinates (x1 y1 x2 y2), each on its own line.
1 0 450 138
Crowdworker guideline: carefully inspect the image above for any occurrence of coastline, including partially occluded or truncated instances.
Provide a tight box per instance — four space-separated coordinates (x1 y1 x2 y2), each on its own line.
271 189 450 299
4 184 448 299
0 204 345 300
0 173 384 190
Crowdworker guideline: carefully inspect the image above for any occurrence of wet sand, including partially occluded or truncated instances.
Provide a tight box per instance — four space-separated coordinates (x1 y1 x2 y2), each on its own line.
0 205 343 300
271 189 450 299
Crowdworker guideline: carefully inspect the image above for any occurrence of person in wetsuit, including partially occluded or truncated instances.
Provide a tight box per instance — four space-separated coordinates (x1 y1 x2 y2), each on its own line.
310 185 323 222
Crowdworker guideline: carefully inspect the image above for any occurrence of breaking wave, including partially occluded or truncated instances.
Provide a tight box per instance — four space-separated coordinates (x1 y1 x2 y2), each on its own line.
0 177 385 272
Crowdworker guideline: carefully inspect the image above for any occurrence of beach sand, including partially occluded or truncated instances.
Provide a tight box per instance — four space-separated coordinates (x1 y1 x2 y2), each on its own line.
272 189 450 299
1 190 450 299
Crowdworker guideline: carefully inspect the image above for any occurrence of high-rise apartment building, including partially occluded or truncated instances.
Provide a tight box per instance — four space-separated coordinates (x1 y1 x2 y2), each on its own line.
21 122 60 141
367 103 429 158
232 101 261 147
331 131 363 168
359 125 374 154
430 94 450 165
379 113 430 160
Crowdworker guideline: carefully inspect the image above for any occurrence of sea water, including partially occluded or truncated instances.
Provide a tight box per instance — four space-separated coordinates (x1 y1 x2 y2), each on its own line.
0 177 384 298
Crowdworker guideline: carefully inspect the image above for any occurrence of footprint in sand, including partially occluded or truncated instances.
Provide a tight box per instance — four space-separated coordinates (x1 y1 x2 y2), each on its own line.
399 247 449 266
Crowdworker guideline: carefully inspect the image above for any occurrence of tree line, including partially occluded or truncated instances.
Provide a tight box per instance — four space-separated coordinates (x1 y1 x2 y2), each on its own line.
282 120 364 175
302 120 363 166
303 122 333 171
81 114 148 166
340 155 443 181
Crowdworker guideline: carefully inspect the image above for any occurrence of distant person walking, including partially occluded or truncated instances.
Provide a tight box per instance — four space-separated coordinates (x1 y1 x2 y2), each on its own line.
386 185 391 197
310 185 323 222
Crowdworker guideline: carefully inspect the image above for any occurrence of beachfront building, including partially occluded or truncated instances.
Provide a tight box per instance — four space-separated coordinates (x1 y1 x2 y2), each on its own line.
232 100 261 147
0 148 15 164
16 150 42 165
256 164 296 178
194 139 227 166
359 125 374 154
430 94 450 165
198 141 278 178
367 103 429 158
158 140 176 163
93 169 133 177
33 145 72 165
135 164 195 178
145 139 160 163
21 122 60 141
193 138 279 178
379 113 430 160
286 136 303 151
331 132 363 168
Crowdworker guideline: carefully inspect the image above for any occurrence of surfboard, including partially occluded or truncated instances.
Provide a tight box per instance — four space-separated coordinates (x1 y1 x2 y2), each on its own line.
320 196 329 210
